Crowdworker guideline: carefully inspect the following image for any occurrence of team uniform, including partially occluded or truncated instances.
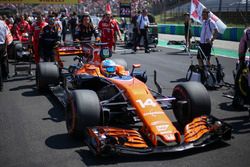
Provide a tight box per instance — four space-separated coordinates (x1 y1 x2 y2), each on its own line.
39 24 61 62
16 19 30 42
31 21 47 64
98 19 119 50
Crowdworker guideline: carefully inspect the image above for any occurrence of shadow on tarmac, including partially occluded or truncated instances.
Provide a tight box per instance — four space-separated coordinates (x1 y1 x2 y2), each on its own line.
45 133 85 149
222 115 250 135
6 75 35 83
170 78 187 83
219 102 250 134
42 94 65 122
219 102 249 112
76 141 230 166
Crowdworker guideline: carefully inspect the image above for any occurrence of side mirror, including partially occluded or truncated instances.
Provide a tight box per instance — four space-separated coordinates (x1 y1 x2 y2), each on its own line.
133 64 141 68
131 64 141 75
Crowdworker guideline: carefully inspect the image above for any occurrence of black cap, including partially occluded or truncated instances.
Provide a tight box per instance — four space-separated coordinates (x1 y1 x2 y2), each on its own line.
202 8 210 13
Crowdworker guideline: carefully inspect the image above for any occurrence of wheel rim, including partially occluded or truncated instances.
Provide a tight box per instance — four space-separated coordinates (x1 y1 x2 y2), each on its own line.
239 74 248 97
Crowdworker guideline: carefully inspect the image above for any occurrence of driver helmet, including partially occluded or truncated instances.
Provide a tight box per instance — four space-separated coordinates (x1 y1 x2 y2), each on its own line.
101 59 116 76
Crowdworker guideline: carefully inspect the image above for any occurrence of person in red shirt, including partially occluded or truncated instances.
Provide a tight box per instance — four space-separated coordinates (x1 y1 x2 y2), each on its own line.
5 18 13 32
30 15 47 64
16 15 31 42
98 12 122 51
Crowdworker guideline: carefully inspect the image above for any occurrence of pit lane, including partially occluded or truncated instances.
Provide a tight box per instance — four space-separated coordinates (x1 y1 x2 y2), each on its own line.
0 45 249 167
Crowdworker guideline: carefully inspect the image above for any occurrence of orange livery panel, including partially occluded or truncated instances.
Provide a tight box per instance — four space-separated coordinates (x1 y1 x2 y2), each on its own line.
109 77 181 146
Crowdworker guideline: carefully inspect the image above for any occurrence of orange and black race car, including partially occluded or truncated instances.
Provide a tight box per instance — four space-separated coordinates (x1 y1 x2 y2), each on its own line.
36 42 231 156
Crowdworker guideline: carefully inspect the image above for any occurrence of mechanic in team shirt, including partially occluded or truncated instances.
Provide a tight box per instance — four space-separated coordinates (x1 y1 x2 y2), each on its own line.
98 11 122 51
30 14 47 64
16 15 31 41
75 13 100 42
39 15 61 62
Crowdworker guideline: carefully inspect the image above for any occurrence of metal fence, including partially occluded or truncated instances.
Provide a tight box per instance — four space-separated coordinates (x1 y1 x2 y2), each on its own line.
156 7 250 26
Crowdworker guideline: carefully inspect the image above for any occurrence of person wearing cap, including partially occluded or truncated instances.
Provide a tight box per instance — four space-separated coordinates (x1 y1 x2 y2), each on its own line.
98 11 122 51
39 15 61 62
197 8 218 66
184 12 192 51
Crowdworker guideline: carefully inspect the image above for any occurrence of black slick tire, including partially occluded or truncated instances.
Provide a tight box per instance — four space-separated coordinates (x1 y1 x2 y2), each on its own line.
172 81 211 127
36 62 59 92
66 90 101 138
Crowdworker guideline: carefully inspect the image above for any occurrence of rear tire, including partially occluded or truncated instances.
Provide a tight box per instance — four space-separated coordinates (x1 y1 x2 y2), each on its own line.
172 81 211 127
36 62 59 92
66 90 101 138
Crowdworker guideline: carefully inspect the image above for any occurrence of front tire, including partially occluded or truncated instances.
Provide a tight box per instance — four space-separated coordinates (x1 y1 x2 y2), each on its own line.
66 90 101 138
172 82 211 127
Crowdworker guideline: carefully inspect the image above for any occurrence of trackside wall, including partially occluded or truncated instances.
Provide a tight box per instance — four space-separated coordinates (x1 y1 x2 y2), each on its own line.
157 24 245 42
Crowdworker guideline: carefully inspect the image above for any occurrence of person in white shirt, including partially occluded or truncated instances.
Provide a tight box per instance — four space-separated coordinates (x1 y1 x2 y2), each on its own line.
197 8 218 66
133 9 150 53
0 19 12 91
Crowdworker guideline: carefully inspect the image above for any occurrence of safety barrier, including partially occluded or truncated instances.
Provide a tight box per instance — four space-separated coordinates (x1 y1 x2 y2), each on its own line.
158 24 245 42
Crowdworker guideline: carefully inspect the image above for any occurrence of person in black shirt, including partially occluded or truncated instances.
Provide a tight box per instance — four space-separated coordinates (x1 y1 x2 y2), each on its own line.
184 12 192 51
69 12 78 41
61 14 68 42
131 10 141 49
75 13 99 42
39 15 61 62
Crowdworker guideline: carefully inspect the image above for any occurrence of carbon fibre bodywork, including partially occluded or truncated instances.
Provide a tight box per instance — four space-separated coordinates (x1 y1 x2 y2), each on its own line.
37 42 232 156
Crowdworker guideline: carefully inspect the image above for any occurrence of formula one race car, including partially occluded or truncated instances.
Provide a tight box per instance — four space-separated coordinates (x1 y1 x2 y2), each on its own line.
36 42 231 156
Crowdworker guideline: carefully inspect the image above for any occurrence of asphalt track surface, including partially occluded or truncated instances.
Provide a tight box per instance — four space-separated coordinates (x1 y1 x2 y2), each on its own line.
0 45 250 167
